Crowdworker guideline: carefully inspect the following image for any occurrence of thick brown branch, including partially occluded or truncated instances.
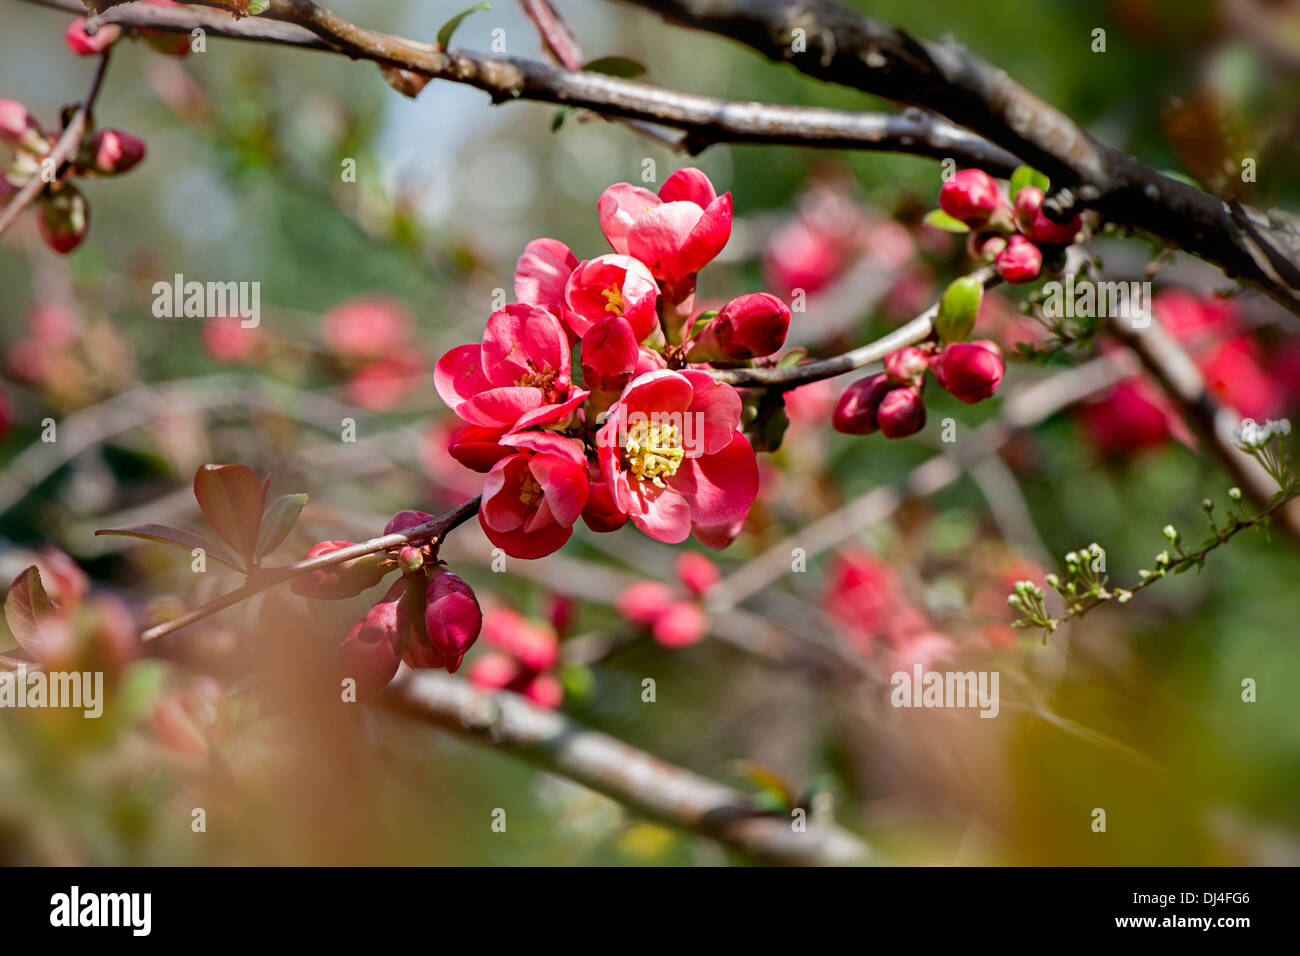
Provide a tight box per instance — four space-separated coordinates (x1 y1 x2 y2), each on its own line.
382 669 871 865
621 0 1300 314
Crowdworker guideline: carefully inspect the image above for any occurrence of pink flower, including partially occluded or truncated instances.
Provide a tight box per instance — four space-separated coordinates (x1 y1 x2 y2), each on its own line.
691 516 747 550
1012 186 1044 233
482 606 560 672
345 353 422 410
479 431 589 558
0 99 43 151
564 254 659 341
653 601 707 648
876 386 926 438
598 167 732 297
763 218 842 298
995 234 1042 284
202 315 262 363
581 465 630 533
580 316 640 393
322 296 413 358
934 341 1005 404
435 303 573 428
515 238 577 321
939 169 1001 226
675 551 720 597
686 292 791 362
1076 378 1191 455
66 19 121 57
1029 207 1083 246
883 346 929 387
597 369 758 544
617 581 672 625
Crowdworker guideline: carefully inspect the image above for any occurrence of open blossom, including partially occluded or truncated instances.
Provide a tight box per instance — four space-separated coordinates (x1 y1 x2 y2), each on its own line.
435 303 573 428
597 167 732 299
564 254 659 341
597 369 758 544
514 237 577 321
479 431 589 558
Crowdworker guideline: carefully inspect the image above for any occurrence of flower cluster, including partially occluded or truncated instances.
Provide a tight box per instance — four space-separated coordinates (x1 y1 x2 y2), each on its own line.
467 606 564 708
292 510 483 698
1 98 146 254
436 168 770 556
616 551 721 648
832 339 1006 439
938 168 1085 284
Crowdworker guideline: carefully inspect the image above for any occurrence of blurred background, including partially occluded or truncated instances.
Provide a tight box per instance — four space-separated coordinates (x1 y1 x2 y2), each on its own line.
1 0 1299 865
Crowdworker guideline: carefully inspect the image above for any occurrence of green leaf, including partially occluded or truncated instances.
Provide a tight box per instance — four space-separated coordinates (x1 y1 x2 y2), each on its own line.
777 347 808 369
247 0 270 14
922 208 970 233
257 493 308 559
1008 165 1049 200
193 464 268 564
935 274 983 344
551 106 571 132
437 2 491 49
581 56 647 78
95 524 246 571
4 566 56 656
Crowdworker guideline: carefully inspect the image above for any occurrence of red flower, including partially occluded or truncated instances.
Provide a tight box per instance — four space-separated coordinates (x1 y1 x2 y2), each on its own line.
479 431 589 558
580 316 640 394
995 234 1042 284
597 369 758 544
876 386 926 438
598 167 732 296
66 19 121 57
84 129 146 175
482 606 560 672
832 373 893 435
435 303 573 428
564 254 659 341
420 569 483 673
338 582 404 698
322 295 413 358
447 423 512 473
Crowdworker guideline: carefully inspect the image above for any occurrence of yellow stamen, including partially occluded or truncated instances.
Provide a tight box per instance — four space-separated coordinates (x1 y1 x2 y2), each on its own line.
518 473 543 508
602 286 625 316
624 420 685 487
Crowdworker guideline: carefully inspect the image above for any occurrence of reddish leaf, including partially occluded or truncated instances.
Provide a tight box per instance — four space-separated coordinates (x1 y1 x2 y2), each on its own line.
193 464 267 564
95 523 245 571
4 566 57 657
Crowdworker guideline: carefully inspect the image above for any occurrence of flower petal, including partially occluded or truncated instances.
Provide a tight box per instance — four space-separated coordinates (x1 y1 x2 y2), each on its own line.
598 183 660 255
672 430 758 526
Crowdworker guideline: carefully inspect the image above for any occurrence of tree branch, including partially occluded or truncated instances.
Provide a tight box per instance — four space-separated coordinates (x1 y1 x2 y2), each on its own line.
620 0 1300 315
381 669 871 865
0 47 111 236
26 0 1020 169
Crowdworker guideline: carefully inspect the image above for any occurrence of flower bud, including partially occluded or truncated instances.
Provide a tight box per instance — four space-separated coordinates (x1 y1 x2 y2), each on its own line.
423 569 482 673
832 372 893 435
83 128 146 175
521 673 564 709
687 293 791 361
675 551 720 598
1013 186 1044 233
883 346 929 387
934 341 1005 404
37 186 89 255
384 510 435 535
876 386 926 438
0 99 45 152
652 601 708 648
1030 206 1083 246
580 315 639 393
581 470 629 533
617 581 672 627
65 19 121 57
995 234 1042 284
290 540 388 599
338 593 403 698
448 423 510 473
397 545 424 573
966 231 1007 263
938 169 1001 226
